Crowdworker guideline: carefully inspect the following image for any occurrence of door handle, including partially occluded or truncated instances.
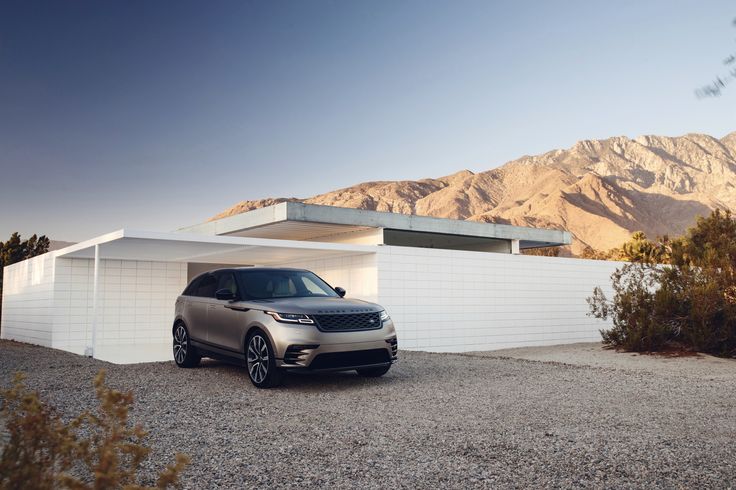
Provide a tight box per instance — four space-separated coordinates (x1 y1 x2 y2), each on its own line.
225 305 250 312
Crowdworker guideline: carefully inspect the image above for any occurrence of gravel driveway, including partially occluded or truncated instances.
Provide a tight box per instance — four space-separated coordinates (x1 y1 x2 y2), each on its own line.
1 339 735 489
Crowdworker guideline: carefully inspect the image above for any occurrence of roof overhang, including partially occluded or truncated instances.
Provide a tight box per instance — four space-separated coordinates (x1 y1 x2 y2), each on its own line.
178 202 571 248
53 229 377 265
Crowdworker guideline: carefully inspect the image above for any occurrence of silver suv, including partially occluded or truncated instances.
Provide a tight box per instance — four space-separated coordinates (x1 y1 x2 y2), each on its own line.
173 267 398 388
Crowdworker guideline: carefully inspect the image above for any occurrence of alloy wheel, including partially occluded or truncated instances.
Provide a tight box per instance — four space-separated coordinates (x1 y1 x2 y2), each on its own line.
247 335 269 384
173 325 188 364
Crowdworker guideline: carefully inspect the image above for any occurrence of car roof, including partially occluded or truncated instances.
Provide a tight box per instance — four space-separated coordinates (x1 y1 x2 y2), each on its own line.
211 267 308 273
189 266 309 281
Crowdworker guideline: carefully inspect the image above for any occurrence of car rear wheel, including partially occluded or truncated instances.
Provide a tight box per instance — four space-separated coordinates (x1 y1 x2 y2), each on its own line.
173 324 201 368
246 331 283 388
356 364 391 377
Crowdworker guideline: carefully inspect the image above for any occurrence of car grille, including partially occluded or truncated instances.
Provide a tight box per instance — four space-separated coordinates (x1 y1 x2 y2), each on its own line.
308 349 391 370
312 312 382 332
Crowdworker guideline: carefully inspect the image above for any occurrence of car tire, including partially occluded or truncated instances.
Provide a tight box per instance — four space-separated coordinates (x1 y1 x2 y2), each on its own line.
173 323 201 368
246 330 283 388
356 364 391 377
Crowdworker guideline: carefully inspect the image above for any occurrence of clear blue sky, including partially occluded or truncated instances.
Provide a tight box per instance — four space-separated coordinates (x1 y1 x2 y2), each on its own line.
1 0 734 241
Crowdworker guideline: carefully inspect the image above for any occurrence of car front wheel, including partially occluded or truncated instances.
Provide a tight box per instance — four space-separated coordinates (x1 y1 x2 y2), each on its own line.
246 331 283 388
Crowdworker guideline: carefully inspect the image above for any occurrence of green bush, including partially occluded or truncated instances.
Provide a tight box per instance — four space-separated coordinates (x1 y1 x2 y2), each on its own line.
589 210 736 357
588 264 685 352
0 370 188 489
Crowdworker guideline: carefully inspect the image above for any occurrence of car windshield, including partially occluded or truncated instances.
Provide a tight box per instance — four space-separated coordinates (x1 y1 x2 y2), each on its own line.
236 269 339 300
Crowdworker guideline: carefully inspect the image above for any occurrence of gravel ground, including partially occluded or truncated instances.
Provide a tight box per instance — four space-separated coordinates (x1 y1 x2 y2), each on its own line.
472 342 736 380
1 339 735 489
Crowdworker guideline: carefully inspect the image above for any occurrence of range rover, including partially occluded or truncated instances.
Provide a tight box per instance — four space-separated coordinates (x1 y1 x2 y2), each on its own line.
172 267 398 388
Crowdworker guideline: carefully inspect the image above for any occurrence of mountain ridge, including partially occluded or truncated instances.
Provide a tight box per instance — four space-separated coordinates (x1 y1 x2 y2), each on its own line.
212 131 736 255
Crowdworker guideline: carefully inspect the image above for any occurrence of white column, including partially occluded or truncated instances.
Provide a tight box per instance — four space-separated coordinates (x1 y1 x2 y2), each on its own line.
85 244 100 357
511 239 520 254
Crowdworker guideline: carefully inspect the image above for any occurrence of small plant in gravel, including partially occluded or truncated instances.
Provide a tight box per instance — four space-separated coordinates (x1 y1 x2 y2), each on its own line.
0 370 189 489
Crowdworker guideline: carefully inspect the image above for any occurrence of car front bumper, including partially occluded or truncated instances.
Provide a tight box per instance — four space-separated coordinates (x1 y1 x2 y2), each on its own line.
264 318 398 370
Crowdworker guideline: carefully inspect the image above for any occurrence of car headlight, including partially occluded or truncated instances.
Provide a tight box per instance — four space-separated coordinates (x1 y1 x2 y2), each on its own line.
266 312 315 324
379 310 390 322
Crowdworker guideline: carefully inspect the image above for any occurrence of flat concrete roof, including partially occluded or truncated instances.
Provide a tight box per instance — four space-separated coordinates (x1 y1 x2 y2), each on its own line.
53 229 376 265
178 202 571 248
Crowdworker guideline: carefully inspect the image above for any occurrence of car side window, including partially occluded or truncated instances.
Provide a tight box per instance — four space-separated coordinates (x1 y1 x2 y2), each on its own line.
194 274 217 298
216 272 238 297
182 277 200 296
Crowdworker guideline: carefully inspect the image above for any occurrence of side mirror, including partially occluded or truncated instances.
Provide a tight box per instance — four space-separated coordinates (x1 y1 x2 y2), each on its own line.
334 286 346 298
215 288 236 301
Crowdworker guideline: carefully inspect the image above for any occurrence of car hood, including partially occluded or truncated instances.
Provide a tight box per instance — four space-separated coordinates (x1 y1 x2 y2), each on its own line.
238 296 383 315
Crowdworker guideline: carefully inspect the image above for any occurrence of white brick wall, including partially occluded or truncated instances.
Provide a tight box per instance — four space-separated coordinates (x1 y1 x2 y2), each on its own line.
2 257 187 361
376 246 619 352
277 253 378 303
1 253 56 346
52 258 188 356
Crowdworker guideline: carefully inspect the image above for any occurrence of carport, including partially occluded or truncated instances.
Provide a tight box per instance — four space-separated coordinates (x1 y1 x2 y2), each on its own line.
2 229 377 364
58 229 377 263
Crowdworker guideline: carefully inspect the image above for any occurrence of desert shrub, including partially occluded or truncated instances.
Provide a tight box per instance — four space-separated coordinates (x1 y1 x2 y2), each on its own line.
523 246 560 257
589 210 736 357
588 263 687 352
0 370 188 489
678 210 736 266
677 263 736 356
580 232 679 264
580 245 621 261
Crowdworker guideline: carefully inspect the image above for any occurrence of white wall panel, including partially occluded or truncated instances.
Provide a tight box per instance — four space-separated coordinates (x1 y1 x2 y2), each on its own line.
53 259 187 359
376 246 619 352
277 253 378 304
1 253 56 346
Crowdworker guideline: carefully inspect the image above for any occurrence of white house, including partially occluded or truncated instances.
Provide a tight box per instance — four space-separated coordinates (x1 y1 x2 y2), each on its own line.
1 203 620 364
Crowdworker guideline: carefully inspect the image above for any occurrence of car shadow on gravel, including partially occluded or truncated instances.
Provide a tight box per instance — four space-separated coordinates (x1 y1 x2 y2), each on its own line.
195 358 406 392
282 370 400 391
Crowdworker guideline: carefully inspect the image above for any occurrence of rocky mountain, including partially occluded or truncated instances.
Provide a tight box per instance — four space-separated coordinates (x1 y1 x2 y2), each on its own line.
213 132 736 255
